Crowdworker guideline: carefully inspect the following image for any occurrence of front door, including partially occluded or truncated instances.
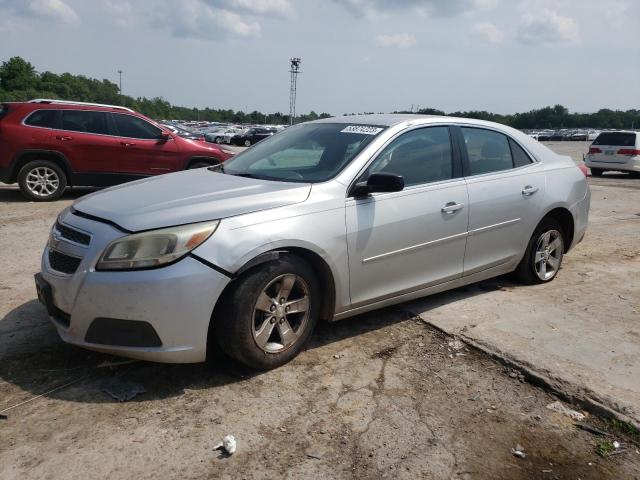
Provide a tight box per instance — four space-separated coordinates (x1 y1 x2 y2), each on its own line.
111 113 180 175
345 126 468 307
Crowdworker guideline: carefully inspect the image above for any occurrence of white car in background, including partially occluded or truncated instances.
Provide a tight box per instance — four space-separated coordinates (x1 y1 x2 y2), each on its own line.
206 128 242 144
585 131 640 176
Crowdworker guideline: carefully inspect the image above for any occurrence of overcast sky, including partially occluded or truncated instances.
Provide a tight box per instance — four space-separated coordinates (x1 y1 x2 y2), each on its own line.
0 0 638 115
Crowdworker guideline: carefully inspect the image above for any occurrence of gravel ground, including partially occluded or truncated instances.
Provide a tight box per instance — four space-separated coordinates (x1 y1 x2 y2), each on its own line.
1 142 639 479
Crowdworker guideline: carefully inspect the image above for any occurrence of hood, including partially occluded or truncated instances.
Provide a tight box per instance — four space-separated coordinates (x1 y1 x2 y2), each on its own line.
73 169 311 232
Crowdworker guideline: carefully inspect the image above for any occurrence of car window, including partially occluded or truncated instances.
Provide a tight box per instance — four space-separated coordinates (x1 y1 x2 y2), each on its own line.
25 109 57 128
509 138 533 167
592 132 636 147
364 126 453 187
113 113 162 139
223 123 385 183
461 128 512 175
60 110 109 135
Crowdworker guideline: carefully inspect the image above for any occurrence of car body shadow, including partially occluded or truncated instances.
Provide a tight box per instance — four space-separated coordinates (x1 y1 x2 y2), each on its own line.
0 276 520 408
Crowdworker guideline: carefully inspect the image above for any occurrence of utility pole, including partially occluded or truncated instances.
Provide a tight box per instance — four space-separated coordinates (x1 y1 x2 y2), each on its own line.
117 69 123 96
289 58 302 126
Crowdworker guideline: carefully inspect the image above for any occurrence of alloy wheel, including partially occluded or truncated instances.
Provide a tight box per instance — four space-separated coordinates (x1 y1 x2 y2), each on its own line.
25 167 60 197
252 274 310 353
533 229 563 281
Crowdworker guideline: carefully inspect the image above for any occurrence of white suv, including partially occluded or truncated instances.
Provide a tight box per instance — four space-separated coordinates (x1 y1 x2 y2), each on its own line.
585 131 640 177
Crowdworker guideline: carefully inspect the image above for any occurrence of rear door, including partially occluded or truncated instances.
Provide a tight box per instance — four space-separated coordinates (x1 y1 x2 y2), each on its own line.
21 108 56 150
52 110 121 173
111 113 180 174
589 132 638 165
458 126 547 275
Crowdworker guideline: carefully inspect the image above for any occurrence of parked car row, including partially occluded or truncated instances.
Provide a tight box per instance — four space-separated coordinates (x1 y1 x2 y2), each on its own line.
526 129 601 141
0 99 236 201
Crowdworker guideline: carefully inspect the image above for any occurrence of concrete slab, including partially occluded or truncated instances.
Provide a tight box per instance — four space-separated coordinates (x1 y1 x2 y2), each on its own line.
406 147 640 425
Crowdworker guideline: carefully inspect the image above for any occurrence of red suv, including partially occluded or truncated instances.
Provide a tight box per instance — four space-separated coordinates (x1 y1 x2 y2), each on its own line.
0 99 235 201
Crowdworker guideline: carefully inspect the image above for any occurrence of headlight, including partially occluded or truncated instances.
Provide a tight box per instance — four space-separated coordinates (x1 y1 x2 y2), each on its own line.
96 220 219 271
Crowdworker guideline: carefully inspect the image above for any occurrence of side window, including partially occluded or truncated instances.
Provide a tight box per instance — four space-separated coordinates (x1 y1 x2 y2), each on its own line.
461 128 512 175
509 138 533 167
25 109 57 128
364 126 453 187
61 110 110 135
113 114 162 139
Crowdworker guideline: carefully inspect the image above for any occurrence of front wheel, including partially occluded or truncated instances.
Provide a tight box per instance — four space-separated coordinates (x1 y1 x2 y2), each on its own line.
18 160 67 201
215 136 222 144
214 254 319 370
244 139 251 147
515 218 565 284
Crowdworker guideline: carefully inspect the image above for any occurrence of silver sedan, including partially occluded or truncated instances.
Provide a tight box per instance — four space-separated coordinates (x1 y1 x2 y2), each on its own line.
37 115 590 369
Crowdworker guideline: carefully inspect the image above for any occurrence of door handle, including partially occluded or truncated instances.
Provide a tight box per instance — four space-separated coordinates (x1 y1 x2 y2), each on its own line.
120 142 136 147
55 135 73 141
441 202 464 214
522 185 539 196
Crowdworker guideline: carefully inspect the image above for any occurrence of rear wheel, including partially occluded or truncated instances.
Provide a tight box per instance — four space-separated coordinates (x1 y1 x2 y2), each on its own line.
18 160 67 201
214 254 319 370
244 139 251 147
590 168 604 177
515 218 565 284
215 136 222 144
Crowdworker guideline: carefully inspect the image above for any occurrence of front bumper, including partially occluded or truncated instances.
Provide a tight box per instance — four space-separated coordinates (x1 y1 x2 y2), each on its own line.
39 210 231 363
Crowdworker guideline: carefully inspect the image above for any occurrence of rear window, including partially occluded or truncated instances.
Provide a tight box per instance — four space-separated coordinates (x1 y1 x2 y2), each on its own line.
25 109 58 128
593 132 636 147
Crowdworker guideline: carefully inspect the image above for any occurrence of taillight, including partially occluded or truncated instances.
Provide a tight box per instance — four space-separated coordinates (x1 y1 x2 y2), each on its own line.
578 164 588 177
588 147 602 154
617 149 640 156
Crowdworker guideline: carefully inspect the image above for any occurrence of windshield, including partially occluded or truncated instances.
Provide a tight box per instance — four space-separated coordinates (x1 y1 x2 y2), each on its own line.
221 123 386 182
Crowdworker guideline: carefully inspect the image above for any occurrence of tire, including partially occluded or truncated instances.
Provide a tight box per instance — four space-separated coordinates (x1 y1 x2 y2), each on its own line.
590 168 604 177
244 139 251 147
215 137 222 144
18 160 67 202
214 254 320 370
188 160 215 169
514 218 565 285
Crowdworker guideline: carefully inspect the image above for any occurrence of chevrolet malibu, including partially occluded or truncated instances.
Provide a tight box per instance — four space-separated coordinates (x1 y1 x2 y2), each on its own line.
36 115 590 369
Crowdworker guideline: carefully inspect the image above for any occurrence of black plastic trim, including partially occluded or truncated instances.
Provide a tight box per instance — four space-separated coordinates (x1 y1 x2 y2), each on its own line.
189 253 234 278
70 207 132 233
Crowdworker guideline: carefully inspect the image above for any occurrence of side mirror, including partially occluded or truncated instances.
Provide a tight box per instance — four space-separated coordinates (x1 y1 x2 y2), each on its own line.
158 132 172 141
352 172 404 197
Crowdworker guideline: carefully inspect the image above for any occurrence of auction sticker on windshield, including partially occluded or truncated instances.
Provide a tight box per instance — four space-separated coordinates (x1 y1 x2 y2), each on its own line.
341 125 384 135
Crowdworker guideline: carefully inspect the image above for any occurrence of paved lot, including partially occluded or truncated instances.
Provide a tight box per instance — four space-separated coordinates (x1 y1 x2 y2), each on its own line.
408 142 640 425
1 141 640 479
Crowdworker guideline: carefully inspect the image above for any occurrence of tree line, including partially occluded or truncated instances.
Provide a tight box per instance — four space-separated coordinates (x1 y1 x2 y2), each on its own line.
1 56 637 129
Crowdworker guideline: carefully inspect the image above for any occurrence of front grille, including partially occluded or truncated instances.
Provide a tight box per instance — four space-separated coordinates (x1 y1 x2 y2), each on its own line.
48 250 82 274
56 222 90 245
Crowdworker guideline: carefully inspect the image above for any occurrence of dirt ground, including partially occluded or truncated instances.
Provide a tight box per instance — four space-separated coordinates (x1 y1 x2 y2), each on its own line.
1 142 640 479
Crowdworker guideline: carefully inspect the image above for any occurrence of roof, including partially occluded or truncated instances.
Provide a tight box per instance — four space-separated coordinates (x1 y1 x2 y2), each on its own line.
312 114 442 127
